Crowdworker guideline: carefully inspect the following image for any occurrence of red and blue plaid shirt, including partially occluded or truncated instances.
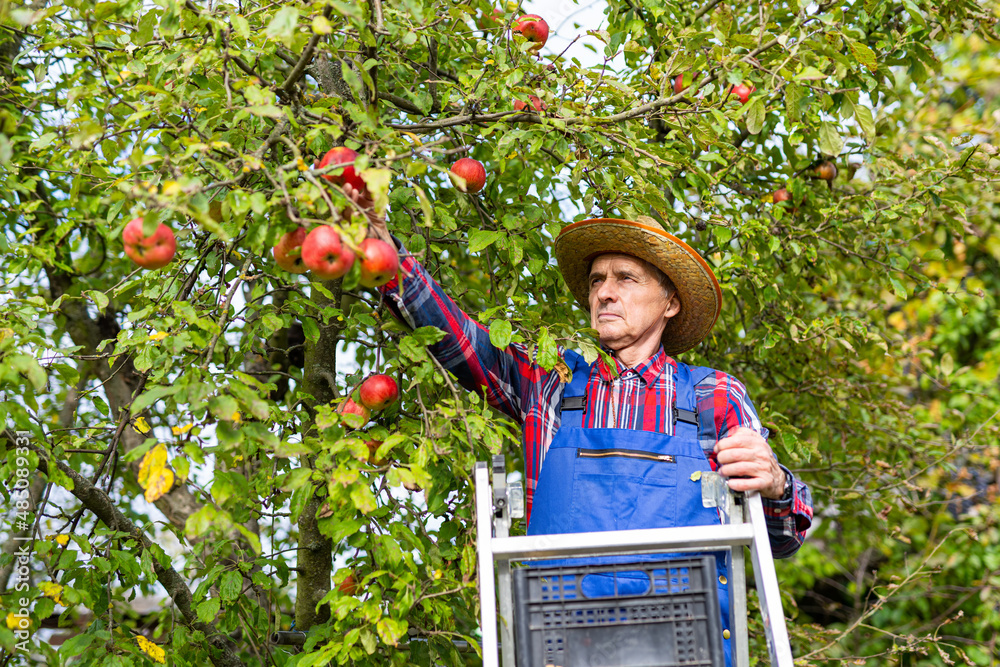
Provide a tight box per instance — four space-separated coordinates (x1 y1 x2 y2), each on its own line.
380 244 813 558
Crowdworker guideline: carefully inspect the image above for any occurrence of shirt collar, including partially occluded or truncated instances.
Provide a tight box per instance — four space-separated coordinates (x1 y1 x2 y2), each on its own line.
595 345 678 384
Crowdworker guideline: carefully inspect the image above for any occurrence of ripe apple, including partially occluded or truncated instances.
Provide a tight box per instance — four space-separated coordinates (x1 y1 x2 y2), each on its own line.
338 572 357 596
301 226 355 280
673 72 698 94
772 188 791 204
316 146 366 191
339 397 371 428
365 439 387 466
513 95 547 113
449 157 487 194
272 226 309 274
358 374 399 411
731 83 755 105
815 161 838 181
358 238 399 288
512 14 548 52
122 217 176 270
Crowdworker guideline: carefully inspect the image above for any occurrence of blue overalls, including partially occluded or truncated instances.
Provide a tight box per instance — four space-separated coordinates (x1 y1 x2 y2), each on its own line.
527 351 733 666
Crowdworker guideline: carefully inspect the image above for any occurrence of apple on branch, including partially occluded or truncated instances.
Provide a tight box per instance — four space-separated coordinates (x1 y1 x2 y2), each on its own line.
122 217 176 270
301 226 356 280
316 146 366 192
358 374 399 412
449 157 487 194
358 238 399 288
272 226 309 274
731 82 755 105
339 397 371 429
512 14 548 52
513 95 547 113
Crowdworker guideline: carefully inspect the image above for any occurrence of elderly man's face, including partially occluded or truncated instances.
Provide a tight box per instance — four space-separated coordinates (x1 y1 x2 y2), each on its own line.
588 254 679 352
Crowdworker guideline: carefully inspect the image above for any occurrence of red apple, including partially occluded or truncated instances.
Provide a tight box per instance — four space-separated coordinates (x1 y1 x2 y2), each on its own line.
301 226 355 280
365 439 387 466
339 397 371 428
449 157 487 194
316 146 366 191
338 572 357 595
357 238 399 288
815 161 838 181
122 217 176 270
477 7 504 29
512 14 548 51
513 95 547 113
731 83 755 104
673 71 698 94
272 226 309 274
358 374 399 411
773 188 791 204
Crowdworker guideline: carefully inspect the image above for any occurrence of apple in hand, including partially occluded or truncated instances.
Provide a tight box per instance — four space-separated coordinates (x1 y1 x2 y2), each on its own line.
513 95 547 113
358 374 399 411
301 226 355 280
123 217 176 269
316 146 366 192
358 238 399 288
449 157 487 194
272 226 309 274
731 83 755 104
512 14 548 51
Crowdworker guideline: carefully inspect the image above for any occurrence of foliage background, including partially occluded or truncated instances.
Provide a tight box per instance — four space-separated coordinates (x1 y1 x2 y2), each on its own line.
1 0 999 665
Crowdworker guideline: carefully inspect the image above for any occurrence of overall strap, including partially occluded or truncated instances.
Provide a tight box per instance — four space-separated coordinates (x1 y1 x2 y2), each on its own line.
558 351 593 428
672 361 700 439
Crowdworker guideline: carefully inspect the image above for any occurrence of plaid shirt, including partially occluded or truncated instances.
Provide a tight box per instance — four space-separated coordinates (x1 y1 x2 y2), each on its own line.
380 244 813 558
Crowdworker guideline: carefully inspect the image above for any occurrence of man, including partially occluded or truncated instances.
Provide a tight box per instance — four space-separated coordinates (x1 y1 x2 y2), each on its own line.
365 209 813 664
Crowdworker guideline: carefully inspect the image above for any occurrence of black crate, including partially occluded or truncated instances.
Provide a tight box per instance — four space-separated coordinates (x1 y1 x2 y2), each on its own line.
513 556 724 667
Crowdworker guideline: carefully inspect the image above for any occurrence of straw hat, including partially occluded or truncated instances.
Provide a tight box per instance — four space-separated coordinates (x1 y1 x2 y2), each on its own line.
553 217 722 355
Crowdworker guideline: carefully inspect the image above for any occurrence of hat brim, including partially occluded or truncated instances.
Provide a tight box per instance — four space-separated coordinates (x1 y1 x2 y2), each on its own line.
553 218 722 356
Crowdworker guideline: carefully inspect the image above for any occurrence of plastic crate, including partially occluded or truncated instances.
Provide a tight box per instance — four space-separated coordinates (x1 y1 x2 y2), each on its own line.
513 556 724 667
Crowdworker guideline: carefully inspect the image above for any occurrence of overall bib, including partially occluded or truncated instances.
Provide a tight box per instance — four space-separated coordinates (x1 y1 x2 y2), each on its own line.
528 358 733 666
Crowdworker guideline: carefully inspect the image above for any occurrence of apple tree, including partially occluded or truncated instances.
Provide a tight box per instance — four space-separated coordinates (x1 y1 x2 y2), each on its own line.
1 0 999 665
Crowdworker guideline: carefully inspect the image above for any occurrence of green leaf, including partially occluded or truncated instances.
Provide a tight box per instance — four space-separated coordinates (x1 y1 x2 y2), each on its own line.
536 327 558 372
196 597 221 624
849 41 877 72
784 83 803 122
818 121 844 157
489 319 512 349
745 98 765 135
855 105 876 144
265 7 299 47
135 10 158 45
411 326 447 346
84 290 109 310
30 132 57 151
468 229 503 253
219 571 242 602
59 632 96 657
232 13 250 40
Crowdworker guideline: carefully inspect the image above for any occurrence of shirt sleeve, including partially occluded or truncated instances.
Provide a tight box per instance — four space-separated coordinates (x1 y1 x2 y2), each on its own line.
703 372 814 559
377 239 547 423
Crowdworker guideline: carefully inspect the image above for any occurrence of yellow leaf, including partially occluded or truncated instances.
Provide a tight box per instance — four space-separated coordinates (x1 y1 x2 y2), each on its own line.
39 581 65 606
54 534 70 546
138 444 175 502
312 15 332 34
172 423 194 435
136 635 167 664
230 411 242 424
296 157 308 171
6 613 24 630
134 417 151 434
148 331 168 341
690 470 702 482
161 181 181 196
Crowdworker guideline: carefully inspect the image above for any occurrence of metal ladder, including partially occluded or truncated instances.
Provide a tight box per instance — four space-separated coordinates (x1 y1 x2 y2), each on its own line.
474 455 795 667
